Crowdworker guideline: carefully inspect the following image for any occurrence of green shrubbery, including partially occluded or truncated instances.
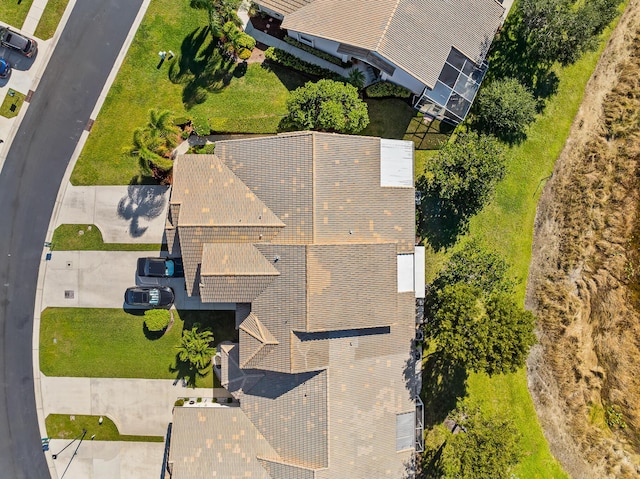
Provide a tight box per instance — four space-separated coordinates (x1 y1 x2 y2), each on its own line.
264 47 346 82
283 37 348 66
144 309 171 332
365 81 412 99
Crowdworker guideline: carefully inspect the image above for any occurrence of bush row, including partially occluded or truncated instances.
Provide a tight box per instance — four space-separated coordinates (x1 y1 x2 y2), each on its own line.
283 36 350 67
365 81 412 99
264 47 346 82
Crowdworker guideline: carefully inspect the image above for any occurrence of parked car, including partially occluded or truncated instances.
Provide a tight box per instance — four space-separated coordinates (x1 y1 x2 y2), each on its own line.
0 27 37 58
0 59 11 78
136 257 184 285
124 286 174 308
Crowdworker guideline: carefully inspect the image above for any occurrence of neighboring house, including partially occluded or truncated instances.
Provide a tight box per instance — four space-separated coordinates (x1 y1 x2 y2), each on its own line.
166 132 425 478
251 0 510 124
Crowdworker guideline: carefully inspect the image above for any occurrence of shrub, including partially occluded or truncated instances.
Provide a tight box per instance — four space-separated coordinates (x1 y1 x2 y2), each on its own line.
365 81 412 99
144 309 171 332
174 398 184 407
202 143 216 154
283 36 348 66
172 116 192 127
193 115 211 136
474 77 537 143
264 47 346 82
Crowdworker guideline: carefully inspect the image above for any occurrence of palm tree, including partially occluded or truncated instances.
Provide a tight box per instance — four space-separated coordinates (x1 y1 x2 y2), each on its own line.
148 108 179 146
129 109 179 181
191 0 242 38
348 68 366 90
176 327 215 371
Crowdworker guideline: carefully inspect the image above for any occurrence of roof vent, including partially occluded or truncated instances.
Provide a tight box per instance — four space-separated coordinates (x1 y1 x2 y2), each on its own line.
274 255 280 263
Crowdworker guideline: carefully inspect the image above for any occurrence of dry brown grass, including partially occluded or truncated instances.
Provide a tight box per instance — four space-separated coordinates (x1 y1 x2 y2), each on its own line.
526 3 640 477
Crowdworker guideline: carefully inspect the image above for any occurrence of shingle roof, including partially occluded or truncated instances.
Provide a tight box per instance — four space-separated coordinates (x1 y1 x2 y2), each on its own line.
167 132 418 478
258 0 313 16
168 407 277 479
279 0 505 88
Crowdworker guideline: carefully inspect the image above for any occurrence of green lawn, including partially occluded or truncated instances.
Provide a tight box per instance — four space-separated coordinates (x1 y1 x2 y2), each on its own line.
0 89 25 119
361 98 416 139
40 308 238 388
70 0 308 186
0 0 34 29
415 17 620 479
51 224 162 251
33 0 70 40
46 414 163 442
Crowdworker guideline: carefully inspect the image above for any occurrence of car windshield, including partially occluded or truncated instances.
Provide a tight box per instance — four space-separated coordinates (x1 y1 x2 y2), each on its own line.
165 260 174 276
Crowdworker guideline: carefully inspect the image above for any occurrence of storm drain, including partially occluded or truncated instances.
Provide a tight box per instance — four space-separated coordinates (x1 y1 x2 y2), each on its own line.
64 290 74 299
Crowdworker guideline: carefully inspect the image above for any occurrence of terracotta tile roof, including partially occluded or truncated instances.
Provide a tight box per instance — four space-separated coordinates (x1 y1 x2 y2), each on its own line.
279 0 504 88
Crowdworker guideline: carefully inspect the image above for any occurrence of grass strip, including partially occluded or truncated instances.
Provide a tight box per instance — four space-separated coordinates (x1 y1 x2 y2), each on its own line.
0 0 35 29
33 0 70 40
51 224 161 251
40 308 238 388
45 414 164 442
0 89 25 119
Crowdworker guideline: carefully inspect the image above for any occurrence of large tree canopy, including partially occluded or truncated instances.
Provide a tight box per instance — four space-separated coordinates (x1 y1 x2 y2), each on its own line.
474 77 537 143
429 283 536 375
423 131 506 218
515 0 620 67
439 404 522 479
285 79 369 134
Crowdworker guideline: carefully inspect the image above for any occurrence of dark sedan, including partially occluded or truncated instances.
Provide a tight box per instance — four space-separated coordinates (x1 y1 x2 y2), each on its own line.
0 27 37 58
124 286 174 308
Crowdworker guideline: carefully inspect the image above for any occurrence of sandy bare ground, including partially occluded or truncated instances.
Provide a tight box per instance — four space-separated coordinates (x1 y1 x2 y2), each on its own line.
526 1 640 477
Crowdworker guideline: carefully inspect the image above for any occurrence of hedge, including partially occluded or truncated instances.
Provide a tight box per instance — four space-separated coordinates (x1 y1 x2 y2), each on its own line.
264 47 346 82
283 36 349 67
365 80 412 99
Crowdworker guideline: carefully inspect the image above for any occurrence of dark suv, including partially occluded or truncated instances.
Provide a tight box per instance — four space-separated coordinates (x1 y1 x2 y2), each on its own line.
0 27 37 58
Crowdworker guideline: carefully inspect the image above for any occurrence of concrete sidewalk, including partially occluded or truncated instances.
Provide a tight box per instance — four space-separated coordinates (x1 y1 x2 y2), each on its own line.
55 185 170 244
0 0 77 170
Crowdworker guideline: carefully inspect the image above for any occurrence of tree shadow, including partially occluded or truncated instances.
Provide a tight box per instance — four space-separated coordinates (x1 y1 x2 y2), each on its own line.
417 194 469 251
260 59 315 91
421 349 468 428
169 354 208 388
117 185 168 238
419 441 447 479
168 26 239 109
142 322 166 341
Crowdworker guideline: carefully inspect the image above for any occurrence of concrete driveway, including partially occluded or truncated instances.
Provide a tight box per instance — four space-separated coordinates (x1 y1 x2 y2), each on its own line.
55 185 170 243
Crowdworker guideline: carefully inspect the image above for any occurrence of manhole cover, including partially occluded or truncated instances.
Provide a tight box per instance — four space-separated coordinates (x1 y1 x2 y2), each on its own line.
64 290 74 299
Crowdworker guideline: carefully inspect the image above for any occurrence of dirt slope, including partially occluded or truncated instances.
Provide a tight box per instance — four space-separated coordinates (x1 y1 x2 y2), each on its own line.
526 2 640 477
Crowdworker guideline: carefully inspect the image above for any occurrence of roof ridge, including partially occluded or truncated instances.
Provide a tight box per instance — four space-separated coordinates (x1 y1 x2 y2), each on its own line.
376 0 403 51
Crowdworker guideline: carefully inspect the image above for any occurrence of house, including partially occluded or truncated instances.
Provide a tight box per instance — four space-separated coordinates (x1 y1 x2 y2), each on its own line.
166 132 425 478
249 0 510 124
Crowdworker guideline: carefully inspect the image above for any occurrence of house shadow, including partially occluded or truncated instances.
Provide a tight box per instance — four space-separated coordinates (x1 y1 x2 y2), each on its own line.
117 184 168 238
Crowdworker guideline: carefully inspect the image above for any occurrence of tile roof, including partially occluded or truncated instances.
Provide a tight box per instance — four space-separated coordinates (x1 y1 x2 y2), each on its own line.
169 406 278 479
257 0 313 15
167 132 418 478
279 0 505 88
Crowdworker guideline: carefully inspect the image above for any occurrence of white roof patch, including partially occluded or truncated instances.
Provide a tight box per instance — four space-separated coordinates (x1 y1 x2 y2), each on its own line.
397 253 415 293
380 139 414 187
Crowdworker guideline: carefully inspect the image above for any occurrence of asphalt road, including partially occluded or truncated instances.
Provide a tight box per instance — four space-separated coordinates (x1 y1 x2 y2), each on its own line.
0 1 143 477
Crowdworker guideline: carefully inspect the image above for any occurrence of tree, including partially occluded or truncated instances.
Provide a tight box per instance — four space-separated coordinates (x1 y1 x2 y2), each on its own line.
144 309 171 332
190 0 242 38
428 283 536 375
425 132 506 217
176 327 215 371
475 77 537 143
440 404 522 479
432 239 515 296
285 79 369 133
129 109 180 182
515 0 620 67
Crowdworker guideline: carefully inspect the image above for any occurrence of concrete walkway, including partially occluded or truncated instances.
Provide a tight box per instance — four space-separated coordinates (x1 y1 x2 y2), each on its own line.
55 185 170 243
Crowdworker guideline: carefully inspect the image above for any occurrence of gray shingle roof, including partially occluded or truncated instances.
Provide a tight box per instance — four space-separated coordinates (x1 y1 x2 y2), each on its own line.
279 0 505 88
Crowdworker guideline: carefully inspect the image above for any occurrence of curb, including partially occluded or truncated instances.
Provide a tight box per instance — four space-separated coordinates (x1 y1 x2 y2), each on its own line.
31 1 152 477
